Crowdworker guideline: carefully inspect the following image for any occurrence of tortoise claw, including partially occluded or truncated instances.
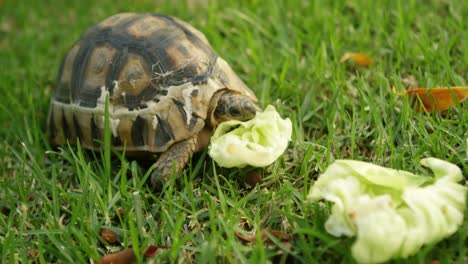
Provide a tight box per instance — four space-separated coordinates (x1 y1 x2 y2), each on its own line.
150 170 166 192
149 136 197 191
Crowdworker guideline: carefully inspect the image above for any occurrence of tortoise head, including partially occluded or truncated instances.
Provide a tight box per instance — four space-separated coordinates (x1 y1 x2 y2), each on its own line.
208 90 260 127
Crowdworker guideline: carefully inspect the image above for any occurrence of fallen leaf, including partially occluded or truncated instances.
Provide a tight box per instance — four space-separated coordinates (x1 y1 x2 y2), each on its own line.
245 171 262 188
393 86 468 112
267 229 291 241
100 229 117 244
100 248 136 264
234 228 291 245
340 52 373 67
144 245 159 257
234 231 256 243
100 245 164 264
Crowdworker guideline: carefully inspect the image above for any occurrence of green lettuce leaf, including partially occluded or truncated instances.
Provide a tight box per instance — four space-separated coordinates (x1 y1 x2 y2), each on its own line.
308 158 467 263
208 105 292 168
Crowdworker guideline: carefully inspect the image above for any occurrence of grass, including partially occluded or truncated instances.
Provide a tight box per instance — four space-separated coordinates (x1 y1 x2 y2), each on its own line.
0 0 467 263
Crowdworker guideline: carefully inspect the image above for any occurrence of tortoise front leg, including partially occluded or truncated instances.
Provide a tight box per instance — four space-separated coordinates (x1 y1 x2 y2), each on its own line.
151 136 198 191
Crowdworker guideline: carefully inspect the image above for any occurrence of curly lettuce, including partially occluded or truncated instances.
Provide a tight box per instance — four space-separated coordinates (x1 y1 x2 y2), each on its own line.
208 105 292 168
308 158 467 263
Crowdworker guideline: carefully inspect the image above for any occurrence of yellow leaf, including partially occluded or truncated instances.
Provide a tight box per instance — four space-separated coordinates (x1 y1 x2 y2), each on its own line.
393 86 468 112
340 52 373 67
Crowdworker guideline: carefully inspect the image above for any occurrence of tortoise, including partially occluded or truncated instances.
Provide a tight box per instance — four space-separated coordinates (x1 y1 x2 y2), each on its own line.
47 13 259 190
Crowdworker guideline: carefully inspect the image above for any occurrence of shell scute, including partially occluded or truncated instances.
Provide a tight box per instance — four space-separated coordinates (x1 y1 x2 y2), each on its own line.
98 13 138 29
48 13 256 153
126 15 168 38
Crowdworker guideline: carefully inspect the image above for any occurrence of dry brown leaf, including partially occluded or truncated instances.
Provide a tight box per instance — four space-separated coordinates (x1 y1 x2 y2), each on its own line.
100 245 163 264
245 171 262 188
144 245 159 257
340 52 373 67
393 86 468 112
100 248 136 264
100 229 117 244
234 231 256 243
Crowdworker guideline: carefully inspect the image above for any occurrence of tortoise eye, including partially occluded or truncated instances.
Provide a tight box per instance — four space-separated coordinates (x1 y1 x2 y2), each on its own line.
229 107 240 116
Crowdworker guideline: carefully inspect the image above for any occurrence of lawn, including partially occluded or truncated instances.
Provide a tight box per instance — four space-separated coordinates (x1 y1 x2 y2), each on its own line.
0 0 467 263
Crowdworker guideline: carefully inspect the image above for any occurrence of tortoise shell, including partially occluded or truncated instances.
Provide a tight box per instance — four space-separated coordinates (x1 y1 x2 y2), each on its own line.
48 13 257 153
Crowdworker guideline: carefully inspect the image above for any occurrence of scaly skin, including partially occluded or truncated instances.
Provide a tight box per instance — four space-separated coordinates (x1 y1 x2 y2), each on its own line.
150 92 258 191
151 136 198 191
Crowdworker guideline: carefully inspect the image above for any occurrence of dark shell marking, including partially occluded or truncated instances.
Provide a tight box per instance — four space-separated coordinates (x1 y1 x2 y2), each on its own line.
48 13 257 153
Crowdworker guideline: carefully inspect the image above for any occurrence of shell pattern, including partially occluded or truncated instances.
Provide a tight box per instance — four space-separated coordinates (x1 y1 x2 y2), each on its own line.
48 13 257 153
